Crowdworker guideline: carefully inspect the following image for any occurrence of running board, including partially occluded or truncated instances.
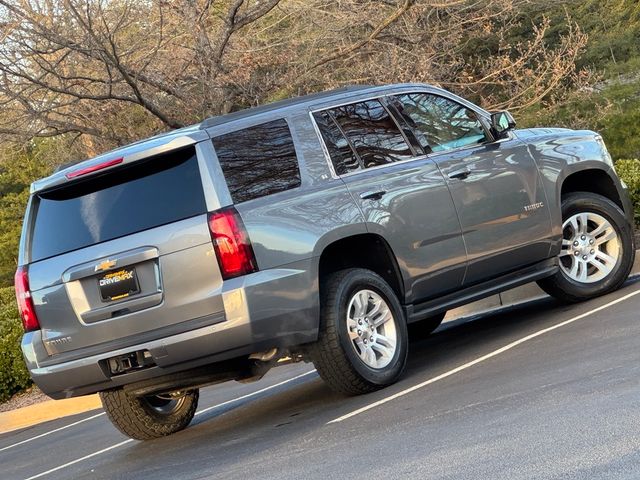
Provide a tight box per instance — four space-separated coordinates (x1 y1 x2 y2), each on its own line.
404 258 558 324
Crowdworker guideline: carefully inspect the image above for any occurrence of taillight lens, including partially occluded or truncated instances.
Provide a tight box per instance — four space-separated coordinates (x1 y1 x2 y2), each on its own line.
65 157 123 179
208 207 258 279
14 267 40 332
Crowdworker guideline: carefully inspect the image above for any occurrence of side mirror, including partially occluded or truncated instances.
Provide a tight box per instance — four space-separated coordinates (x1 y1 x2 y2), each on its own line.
490 111 516 139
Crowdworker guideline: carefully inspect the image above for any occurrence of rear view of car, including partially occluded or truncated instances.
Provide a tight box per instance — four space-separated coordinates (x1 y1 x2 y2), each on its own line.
16 118 319 440
15 134 232 434
20 143 224 359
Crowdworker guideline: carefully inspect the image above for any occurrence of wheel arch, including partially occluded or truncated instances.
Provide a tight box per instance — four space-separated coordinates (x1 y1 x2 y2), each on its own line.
317 233 405 303
560 167 624 211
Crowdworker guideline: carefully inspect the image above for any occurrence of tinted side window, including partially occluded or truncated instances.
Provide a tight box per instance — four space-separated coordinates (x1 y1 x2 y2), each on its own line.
327 100 413 169
391 93 487 153
213 119 301 203
313 111 361 175
31 148 206 262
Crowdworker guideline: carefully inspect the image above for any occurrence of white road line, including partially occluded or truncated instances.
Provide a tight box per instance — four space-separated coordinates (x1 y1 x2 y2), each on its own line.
23 440 133 480
17 285 638 477
195 369 317 417
1 370 316 456
21 369 317 480
0 413 106 453
328 288 640 424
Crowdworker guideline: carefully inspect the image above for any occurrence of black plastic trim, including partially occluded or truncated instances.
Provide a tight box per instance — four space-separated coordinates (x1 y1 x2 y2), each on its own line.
39 311 226 367
404 258 558 323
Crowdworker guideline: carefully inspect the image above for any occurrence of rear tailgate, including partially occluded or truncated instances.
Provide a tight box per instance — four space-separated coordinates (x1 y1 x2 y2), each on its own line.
26 146 225 359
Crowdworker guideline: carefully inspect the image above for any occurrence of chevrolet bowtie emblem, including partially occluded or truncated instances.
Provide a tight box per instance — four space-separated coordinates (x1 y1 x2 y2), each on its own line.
94 259 116 272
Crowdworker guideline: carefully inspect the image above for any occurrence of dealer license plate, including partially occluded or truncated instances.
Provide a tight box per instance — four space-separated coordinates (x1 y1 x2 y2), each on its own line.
98 267 140 302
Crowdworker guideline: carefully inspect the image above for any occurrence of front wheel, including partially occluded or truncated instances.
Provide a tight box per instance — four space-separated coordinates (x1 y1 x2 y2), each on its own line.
537 192 635 303
100 388 198 440
309 268 409 395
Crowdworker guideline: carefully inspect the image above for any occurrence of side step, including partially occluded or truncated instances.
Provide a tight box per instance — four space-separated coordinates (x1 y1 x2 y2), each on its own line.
404 258 558 324
445 248 640 321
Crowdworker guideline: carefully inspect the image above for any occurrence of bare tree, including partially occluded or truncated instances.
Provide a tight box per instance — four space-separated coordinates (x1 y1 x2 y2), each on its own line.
271 1 587 109
0 0 281 151
0 0 587 158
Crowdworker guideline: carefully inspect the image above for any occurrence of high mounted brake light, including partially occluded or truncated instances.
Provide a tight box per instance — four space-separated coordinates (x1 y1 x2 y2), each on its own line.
14 266 40 332
208 207 258 279
65 157 123 179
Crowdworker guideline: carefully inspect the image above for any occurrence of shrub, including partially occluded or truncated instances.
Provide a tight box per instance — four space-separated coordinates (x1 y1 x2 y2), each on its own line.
615 159 640 224
0 286 31 403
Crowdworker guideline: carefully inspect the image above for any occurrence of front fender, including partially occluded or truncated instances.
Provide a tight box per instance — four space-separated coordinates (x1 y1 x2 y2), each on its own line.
517 129 633 255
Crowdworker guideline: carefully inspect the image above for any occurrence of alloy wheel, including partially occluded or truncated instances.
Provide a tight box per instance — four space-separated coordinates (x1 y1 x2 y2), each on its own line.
346 289 398 369
559 212 621 284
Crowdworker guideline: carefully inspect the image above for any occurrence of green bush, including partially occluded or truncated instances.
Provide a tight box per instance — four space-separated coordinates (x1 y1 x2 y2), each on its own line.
0 286 31 402
615 159 640 224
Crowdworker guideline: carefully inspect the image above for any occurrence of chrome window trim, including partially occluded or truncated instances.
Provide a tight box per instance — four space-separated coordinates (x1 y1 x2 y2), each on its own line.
308 109 340 179
308 111 344 180
17 196 35 266
309 89 497 180
196 140 228 211
339 154 432 177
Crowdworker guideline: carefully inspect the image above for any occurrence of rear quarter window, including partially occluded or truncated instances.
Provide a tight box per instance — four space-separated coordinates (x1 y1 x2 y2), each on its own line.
30 147 206 262
212 119 301 203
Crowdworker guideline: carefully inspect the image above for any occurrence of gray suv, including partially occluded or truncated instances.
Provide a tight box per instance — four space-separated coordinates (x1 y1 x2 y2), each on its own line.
15 84 635 440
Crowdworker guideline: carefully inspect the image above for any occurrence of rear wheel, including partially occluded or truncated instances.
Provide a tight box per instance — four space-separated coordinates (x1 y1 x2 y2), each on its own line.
537 192 634 302
309 268 408 395
100 388 198 440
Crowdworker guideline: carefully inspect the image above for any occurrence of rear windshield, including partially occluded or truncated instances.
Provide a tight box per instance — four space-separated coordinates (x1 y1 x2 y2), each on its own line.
30 147 206 262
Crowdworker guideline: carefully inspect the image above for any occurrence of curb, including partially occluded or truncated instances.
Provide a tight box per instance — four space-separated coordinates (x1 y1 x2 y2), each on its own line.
2 251 639 435
0 394 102 435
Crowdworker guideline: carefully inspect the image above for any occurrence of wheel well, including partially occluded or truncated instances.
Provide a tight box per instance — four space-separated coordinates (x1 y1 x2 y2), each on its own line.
318 234 404 300
561 169 623 210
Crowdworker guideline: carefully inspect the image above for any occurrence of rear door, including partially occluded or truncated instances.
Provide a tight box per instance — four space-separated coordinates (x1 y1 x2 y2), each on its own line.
388 92 553 285
26 146 225 358
312 99 467 304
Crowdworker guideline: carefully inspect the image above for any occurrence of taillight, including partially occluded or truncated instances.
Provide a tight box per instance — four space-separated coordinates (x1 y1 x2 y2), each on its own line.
65 157 123 179
208 207 258 279
14 267 40 332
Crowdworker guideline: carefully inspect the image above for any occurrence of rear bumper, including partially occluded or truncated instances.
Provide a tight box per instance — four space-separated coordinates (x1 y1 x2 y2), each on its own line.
23 267 318 399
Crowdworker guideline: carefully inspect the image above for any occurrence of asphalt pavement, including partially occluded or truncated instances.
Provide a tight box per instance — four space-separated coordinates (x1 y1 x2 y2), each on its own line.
2 278 640 480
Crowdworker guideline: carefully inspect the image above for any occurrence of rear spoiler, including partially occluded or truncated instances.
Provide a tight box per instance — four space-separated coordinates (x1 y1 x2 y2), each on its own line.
31 129 209 194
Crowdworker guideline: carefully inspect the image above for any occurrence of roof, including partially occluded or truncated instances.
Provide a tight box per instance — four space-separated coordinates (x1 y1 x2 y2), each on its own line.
199 85 372 129
33 83 439 193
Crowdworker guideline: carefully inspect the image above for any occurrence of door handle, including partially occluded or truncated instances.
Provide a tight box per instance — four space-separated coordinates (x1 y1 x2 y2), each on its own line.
360 190 387 201
448 168 471 180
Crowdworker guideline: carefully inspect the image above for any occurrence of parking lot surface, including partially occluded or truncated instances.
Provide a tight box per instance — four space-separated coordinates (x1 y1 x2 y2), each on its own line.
2 279 639 480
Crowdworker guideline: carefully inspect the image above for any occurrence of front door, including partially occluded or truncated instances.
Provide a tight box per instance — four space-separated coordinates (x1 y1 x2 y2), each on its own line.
312 99 467 304
388 92 553 285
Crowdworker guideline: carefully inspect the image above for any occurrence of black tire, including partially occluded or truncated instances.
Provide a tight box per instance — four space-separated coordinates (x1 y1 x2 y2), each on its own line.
408 312 446 339
537 192 635 303
100 389 198 440
309 268 409 395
